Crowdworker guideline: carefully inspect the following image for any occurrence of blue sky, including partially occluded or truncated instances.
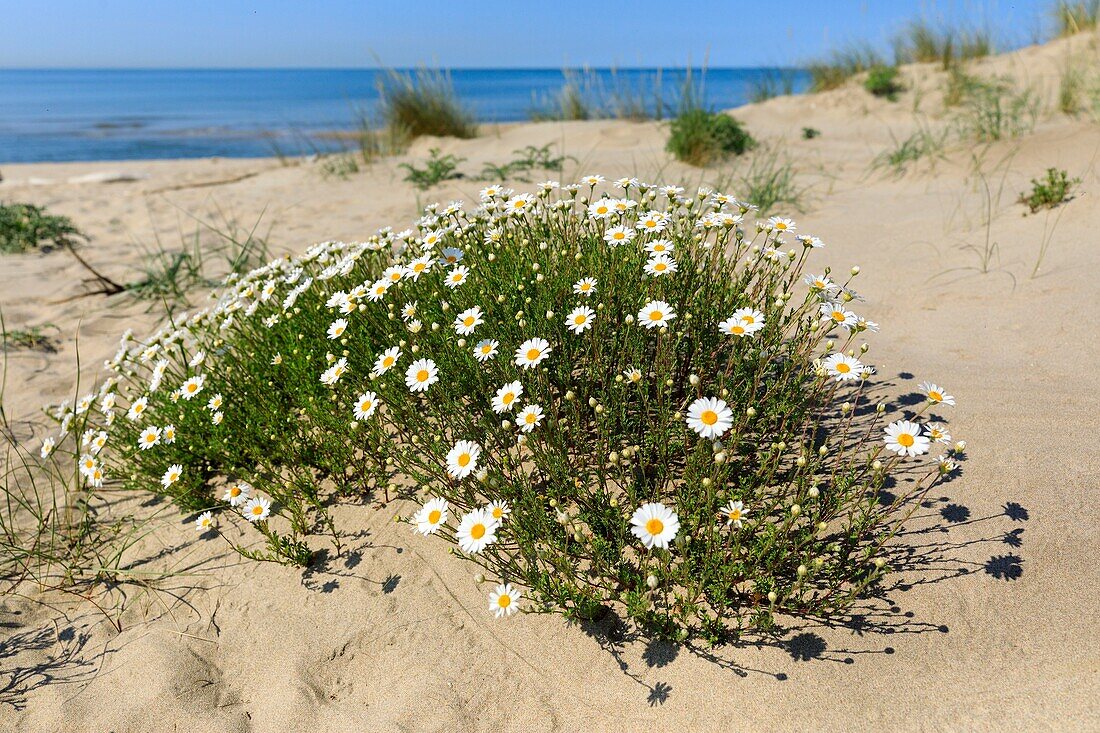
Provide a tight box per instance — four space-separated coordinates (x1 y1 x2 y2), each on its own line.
2 1 1053 68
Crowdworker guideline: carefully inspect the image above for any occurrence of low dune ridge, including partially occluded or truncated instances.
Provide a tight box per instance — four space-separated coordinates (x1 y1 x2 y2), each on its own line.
1 33 1099 732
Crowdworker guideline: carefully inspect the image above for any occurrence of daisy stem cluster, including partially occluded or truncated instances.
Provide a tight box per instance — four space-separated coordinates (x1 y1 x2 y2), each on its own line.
36 176 966 642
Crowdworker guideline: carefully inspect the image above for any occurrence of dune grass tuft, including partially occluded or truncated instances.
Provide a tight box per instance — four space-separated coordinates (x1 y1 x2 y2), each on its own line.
378 68 478 142
0 203 86 254
893 19 993 69
666 110 755 167
807 44 884 92
1052 0 1099 36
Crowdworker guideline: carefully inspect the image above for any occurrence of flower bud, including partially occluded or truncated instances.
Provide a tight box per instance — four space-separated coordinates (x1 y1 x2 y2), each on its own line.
767 591 777 603
646 574 659 589
790 504 802 517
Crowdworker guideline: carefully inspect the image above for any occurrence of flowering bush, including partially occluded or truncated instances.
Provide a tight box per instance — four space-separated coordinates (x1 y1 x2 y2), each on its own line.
44 175 964 641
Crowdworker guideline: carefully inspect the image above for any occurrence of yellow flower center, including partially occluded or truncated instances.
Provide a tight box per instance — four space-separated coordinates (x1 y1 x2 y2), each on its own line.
230 487 241 497
416 369 429 382
428 509 442 524
187 384 197 392
655 263 666 271
832 311 845 322
574 315 586 325
361 400 372 411
776 222 787 229
470 523 486 540
252 506 263 515
743 315 755 324
503 392 515 405
497 594 511 608
731 325 745 335
464 316 475 327
646 518 664 536
526 348 540 361
701 410 718 426
649 310 662 321
492 508 503 519
525 413 536 424
730 509 741 521
480 345 491 354
613 232 625 239
458 453 471 467
383 357 394 368
929 391 942 402
836 363 851 373
898 433 915 447
414 263 426 272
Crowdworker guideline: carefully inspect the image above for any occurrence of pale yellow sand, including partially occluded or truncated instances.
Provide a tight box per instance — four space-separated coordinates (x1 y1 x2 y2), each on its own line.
2 35 1099 732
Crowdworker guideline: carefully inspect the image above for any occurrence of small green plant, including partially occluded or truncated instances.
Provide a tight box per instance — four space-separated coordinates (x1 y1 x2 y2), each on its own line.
1053 0 1099 36
399 148 466 190
864 66 903 101
378 68 478 141
478 145 575 182
1019 168 1080 213
667 110 754 167
952 75 1038 142
737 145 804 214
1 323 59 352
872 122 951 176
801 127 821 140
0 203 86 254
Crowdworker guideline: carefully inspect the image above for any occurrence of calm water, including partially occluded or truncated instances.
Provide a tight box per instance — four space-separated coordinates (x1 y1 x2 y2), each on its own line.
0 68 808 163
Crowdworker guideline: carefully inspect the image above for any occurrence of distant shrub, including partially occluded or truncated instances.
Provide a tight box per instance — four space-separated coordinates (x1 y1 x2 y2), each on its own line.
378 68 478 141
864 66 904 101
801 127 821 140
53 177 967 641
0 202 85 254
667 110 754 167
1019 168 1080 212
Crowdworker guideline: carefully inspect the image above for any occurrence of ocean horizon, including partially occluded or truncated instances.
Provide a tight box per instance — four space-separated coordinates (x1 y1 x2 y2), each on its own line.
0 68 809 163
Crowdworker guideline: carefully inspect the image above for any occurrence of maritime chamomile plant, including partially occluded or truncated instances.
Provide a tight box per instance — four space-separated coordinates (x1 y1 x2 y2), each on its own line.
41 176 965 641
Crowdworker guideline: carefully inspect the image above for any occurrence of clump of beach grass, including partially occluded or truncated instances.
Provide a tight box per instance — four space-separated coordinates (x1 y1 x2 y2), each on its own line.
864 65 904 101
951 74 1038 142
666 109 755 167
892 19 993 69
807 43 884 92
45 174 968 640
530 67 677 122
1052 0 1099 36
872 120 951 176
378 68 478 142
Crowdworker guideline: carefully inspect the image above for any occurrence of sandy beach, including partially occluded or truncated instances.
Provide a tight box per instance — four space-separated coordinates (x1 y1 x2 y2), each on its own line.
2 34 1099 732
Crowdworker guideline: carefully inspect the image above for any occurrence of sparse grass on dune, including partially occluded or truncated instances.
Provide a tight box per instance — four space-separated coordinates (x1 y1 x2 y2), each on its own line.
893 19 993 69
0 203 86 255
871 120 951 176
531 66 712 122
1053 0 1099 36
377 68 478 142
807 43 884 92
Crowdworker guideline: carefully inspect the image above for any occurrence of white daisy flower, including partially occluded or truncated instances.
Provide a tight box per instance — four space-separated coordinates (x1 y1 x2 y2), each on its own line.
644 254 677 277
804 273 835 292
630 502 680 550
327 318 349 339
454 306 484 336
195 511 214 533
767 216 796 233
822 353 864 382
179 376 205 400
514 337 552 369
686 397 734 439
439 247 464 265
243 495 272 522
446 440 481 479
374 346 401 374
489 583 521 618
492 381 524 413
127 396 149 421
883 420 931 457
404 358 439 392
580 174 605 186
138 426 162 450
644 238 674 255
406 254 433 280
161 464 183 489
320 357 349 386
721 500 748 528
919 382 955 406
924 422 952 445
487 500 511 523
573 277 597 297
623 367 642 383
565 305 594 334
473 339 499 362
162 425 176 444
820 302 857 328
354 391 379 420
637 300 676 329
587 199 615 219
40 437 55 459
516 404 544 433
456 508 499 554
445 265 470 289
636 210 668 233
604 225 636 246
719 308 765 337
223 481 252 506
413 497 449 535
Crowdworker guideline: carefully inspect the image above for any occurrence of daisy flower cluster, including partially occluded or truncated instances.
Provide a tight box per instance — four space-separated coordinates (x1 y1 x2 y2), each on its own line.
39 176 967 639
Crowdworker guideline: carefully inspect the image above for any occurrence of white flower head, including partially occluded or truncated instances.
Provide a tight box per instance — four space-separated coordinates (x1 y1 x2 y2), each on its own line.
630 502 680 550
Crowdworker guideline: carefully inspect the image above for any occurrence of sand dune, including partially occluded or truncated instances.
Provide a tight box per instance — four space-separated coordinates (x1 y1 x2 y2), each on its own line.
2 35 1099 732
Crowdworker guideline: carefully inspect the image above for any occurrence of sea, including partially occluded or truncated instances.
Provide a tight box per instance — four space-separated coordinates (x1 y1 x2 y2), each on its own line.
0 68 809 163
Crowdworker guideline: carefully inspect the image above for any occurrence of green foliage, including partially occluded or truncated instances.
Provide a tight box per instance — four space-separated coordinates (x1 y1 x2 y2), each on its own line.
736 146 805 215
399 148 466 190
951 75 1038 142
57 180 962 638
0 202 86 254
801 127 821 140
864 66 903 101
529 67 695 122
1019 168 1080 212
808 44 884 92
318 152 360 180
378 68 478 142
892 20 993 69
1053 0 1099 36
477 144 575 182
871 122 950 175
667 110 755 167
1 323 59 352
749 70 796 103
